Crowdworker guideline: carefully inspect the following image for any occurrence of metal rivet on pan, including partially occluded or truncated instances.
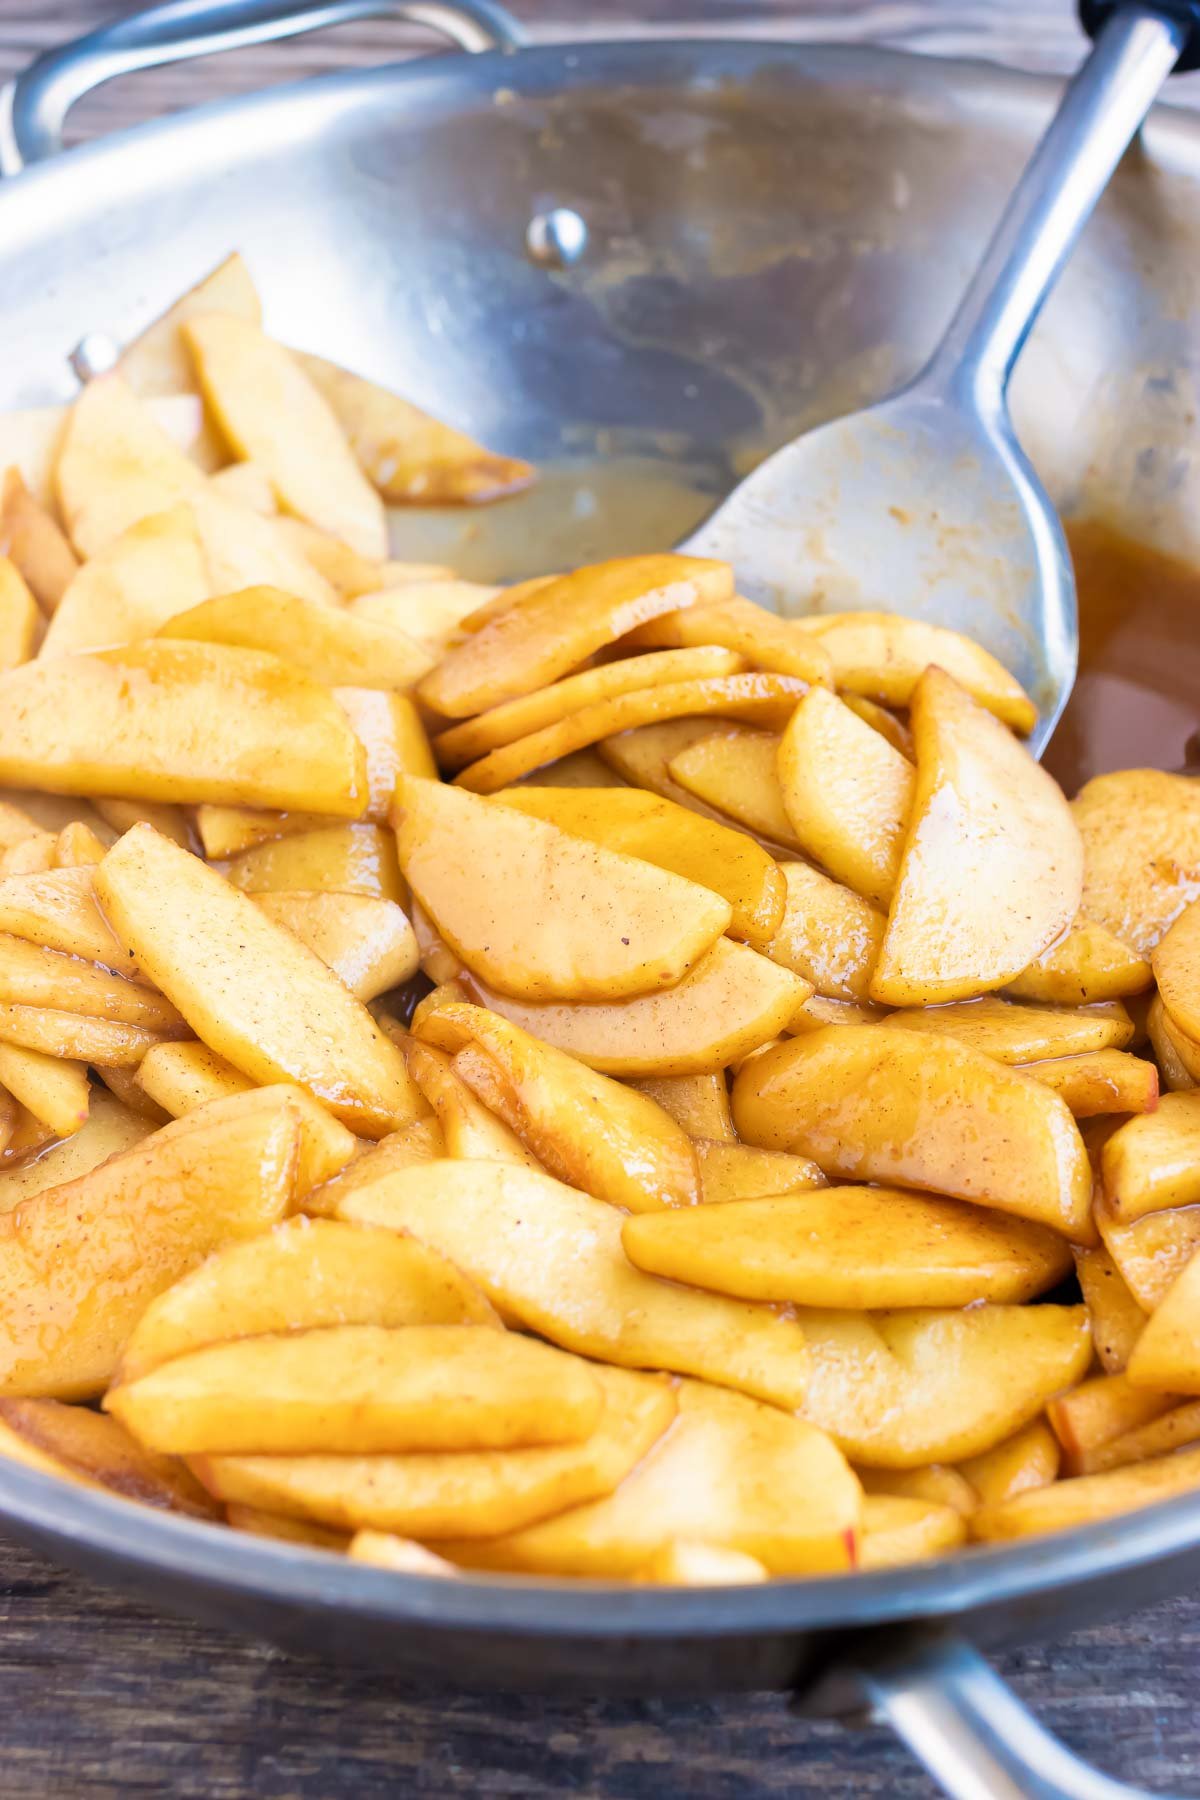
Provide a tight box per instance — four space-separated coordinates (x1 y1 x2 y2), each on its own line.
69 332 119 383
525 208 588 268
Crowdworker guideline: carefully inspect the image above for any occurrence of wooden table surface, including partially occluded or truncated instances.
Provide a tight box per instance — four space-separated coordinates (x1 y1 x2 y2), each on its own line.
1 1 1199 1794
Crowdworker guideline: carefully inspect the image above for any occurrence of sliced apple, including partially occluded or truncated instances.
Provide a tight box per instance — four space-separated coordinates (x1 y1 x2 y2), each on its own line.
418 554 733 719
0 1090 151 1212
302 1115 445 1219
1096 1201 1200 1311
732 1025 1093 1239
1073 770 1200 956
0 934 181 1030
958 1419 1060 1507
333 1158 812 1409
346 1531 457 1574
881 995 1133 1064
1047 1371 1178 1476
0 1005 167 1068
778 687 913 905
1148 994 1200 1091
115 1217 498 1385
1019 1048 1159 1119
55 375 205 557
841 695 914 758
183 314 386 559
0 640 366 814
187 486 338 609
402 1037 544 1171
0 1088 304 1396
117 250 261 387
597 719 743 818
54 821 108 868
871 669 1082 1004
338 687 437 812
0 865 126 968
135 1040 254 1117
0 1397 219 1519
624 1187 1071 1309
1071 1400 1200 1475
627 1074 735 1142
296 348 534 505
1073 1244 1147 1374
859 1495 967 1569
414 999 700 1212
1153 896 1200 1047
789 610 1036 732
434 647 743 771
1100 1093 1200 1222
666 727 800 849
0 558 38 670
445 1380 858 1578
195 1361 675 1539
972 1446 1200 1542
94 824 421 1138
800 1304 1091 1467
637 1540 769 1586
495 784 785 947
454 672 807 794
856 1464 977 1517
222 824 403 904
693 1139 825 1203
394 776 730 1002
40 506 209 659
457 938 809 1077
763 860 886 1003
252 892 417 1001
108 1323 601 1456
619 591 833 687
0 467 79 615
159 586 431 691
1126 1255 1200 1394
0 1041 88 1138
351 580 502 659
1007 918 1152 1004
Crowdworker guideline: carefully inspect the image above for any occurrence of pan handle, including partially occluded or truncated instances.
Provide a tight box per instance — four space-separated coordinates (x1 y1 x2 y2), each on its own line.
840 1627 1188 1799
1 0 524 173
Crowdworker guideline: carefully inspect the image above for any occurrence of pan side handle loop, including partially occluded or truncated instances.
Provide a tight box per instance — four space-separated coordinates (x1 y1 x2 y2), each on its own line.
846 1627 1187 1800
1 0 525 174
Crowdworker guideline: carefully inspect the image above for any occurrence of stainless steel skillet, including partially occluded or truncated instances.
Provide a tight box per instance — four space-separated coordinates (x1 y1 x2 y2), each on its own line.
3 4 1200 1792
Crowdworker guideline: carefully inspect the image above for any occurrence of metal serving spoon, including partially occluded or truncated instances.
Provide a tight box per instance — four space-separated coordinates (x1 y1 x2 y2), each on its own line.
681 2 1198 757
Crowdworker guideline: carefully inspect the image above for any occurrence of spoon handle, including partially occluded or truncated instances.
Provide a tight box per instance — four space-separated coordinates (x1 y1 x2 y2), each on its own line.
925 4 1186 408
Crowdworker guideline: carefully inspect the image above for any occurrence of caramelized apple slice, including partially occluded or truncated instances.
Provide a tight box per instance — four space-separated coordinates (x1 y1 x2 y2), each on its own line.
296 349 534 505
187 487 338 609
334 1158 812 1409
872 669 1082 1005
763 861 886 1003
958 1419 1061 1507
458 938 809 1077
183 314 387 559
418 554 733 719
445 1380 858 1578
623 1187 1072 1308
789 610 1036 732
1096 1201 1200 1310
394 776 731 1002
494 783 786 947
666 727 800 849
434 647 742 770
223 824 403 903
0 467 79 615
1126 1254 1200 1394
1073 770 1200 956
252 892 417 1002
192 1363 675 1539
0 640 367 815
799 1304 1091 1467
55 376 205 556
881 995 1133 1064
733 1025 1093 1240
619 591 833 687
160 585 431 690
454 673 808 794
1007 918 1152 1004
859 1495 967 1569
1100 1092 1200 1222
95 825 421 1138
972 1446 1200 1542
628 1075 735 1142
1021 1048 1159 1118
40 506 209 658
778 687 913 905
1073 1244 1147 1373
414 999 700 1212
693 1139 825 1203
135 1040 254 1117
1153 896 1200 1046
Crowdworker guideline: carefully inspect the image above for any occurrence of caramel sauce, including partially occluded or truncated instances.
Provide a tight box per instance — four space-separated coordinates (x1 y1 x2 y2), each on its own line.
1046 522 1200 795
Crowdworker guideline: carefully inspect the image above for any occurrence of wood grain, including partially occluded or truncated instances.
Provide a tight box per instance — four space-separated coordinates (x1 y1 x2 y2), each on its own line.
0 0 1199 1794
